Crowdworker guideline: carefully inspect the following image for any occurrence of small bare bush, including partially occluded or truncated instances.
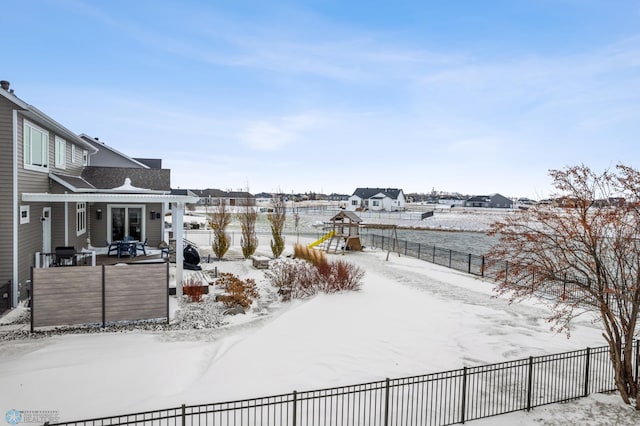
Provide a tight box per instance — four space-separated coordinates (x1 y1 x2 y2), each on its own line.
182 276 207 302
215 273 259 308
318 259 364 293
265 257 364 300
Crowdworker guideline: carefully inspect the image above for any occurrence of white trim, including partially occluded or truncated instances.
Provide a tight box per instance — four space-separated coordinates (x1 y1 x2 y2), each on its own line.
71 145 77 164
12 110 18 307
22 192 200 204
64 202 69 246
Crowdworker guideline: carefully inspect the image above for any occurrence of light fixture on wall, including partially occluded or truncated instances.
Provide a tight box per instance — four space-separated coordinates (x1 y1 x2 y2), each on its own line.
96 209 102 220
150 211 156 220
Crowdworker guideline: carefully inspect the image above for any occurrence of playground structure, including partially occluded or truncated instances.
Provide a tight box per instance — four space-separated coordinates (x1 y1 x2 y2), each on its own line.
308 211 401 260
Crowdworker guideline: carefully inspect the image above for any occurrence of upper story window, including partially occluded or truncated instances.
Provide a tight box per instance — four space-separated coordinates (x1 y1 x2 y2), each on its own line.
71 145 77 164
23 120 49 171
82 150 88 166
55 136 66 169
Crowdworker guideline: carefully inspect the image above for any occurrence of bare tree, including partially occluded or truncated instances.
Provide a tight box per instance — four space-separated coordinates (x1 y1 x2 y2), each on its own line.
487 164 640 408
237 199 258 258
268 196 287 258
207 199 231 260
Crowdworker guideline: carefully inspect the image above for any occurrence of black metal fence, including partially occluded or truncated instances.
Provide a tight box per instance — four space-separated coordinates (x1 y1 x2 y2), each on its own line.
48 342 635 426
359 233 592 303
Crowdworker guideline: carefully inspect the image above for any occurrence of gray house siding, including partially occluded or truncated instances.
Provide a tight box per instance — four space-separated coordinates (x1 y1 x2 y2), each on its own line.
16 112 55 299
0 97 16 305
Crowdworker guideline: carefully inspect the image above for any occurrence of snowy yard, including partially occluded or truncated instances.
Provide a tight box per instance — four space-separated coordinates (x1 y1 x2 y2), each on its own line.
1 239 638 425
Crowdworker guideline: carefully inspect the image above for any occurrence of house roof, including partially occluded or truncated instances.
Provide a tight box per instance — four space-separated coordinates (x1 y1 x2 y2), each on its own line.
80 134 150 169
466 195 490 202
0 89 98 153
352 187 403 199
50 173 96 191
82 167 171 191
330 211 362 222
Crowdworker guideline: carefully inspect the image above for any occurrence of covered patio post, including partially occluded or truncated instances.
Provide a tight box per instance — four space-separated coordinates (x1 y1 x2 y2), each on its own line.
172 202 185 297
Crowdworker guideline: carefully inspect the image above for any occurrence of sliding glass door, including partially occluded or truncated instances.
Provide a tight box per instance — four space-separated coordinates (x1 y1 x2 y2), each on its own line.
109 205 145 242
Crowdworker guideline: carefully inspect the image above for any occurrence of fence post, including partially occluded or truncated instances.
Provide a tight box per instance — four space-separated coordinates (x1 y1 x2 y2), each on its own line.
181 403 186 426
481 256 485 278
404 240 408 256
384 378 390 426
101 264 106 328
432 246 436 263
418 243 421 260
448 250 452 268
468 254 472 274
29 271 34 333
584 347 591 397
461 367 467 424
292 390 297 426
505 261 509 284
526 356 534 411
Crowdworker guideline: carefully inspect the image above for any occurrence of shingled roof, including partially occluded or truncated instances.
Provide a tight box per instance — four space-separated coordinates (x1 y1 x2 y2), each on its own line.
352 187 403 200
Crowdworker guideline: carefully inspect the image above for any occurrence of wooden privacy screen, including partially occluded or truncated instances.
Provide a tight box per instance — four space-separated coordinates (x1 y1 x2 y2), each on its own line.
31 263 169 330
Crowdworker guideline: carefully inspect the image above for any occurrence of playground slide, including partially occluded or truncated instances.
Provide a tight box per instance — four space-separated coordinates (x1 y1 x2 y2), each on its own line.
308 230 336 248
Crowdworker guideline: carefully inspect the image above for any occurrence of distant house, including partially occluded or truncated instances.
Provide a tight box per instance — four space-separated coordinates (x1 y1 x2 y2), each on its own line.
328 193 350 202
0 80 197 311
347 188 406 212
191 189 255 210
465 194 513 208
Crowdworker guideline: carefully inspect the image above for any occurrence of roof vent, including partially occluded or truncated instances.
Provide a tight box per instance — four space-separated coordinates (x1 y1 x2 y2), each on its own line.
0 80 10 91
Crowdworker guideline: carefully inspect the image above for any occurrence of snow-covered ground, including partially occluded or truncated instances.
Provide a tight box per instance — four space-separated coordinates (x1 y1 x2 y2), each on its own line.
2 234 638 425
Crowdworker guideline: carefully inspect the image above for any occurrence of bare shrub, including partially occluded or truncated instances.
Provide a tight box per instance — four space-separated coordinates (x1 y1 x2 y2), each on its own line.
322 259 364 293
182 276 206 303
265 257 364 300
215 273 259 308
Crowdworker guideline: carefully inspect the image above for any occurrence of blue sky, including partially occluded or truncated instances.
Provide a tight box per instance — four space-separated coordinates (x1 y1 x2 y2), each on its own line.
2 0 639 199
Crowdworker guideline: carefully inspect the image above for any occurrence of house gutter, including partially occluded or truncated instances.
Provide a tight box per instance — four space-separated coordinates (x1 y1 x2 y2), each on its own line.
12 110 18 308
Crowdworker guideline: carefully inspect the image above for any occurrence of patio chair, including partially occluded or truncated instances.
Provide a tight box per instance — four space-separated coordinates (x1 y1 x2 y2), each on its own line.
107 240 119 256
135 238 148 256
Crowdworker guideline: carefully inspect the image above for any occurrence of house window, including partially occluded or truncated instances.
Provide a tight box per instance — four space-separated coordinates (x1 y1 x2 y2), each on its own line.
20 205 30 224
76 202 86 236
71 145 77 164
23 120 49 171
351 200 358 206
55 136 66 169
82 150 88 166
